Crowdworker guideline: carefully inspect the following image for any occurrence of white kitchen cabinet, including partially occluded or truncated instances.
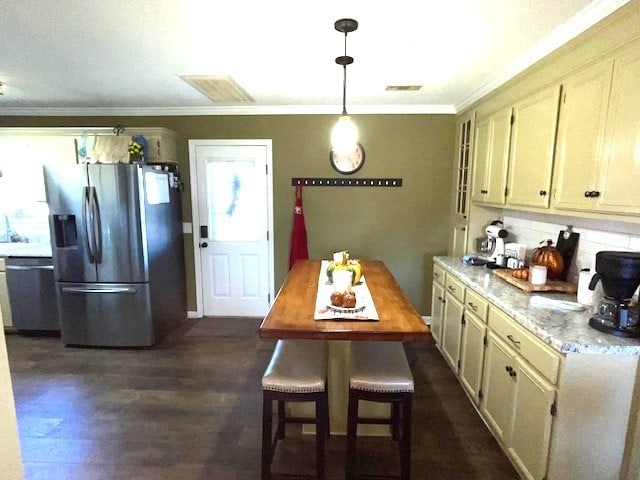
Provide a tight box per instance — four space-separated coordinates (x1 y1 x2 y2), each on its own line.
480 331 515 440
441 276 465 370
459 310 486 405
430 274 444 345
454 112 475 219
140 128 179 164
471 106 511 206
597 39 640 214
450 221 467 258
506 85 561 208
552 58 613 211
509 357 555 480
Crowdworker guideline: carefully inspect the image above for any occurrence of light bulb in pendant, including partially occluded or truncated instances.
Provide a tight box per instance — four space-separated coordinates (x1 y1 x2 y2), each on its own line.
331 115 358 155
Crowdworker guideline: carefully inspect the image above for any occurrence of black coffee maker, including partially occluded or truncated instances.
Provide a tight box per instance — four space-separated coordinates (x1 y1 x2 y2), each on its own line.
588 251 640 337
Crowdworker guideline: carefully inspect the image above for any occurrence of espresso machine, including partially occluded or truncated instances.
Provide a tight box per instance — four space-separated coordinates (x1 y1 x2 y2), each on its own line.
588 251 640 337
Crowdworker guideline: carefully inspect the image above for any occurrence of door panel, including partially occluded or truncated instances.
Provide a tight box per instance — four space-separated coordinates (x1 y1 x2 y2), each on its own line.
89 164 146 283
56 282 153 347
507 85 560 208
459 311 487 404
553 59 613 211
44 164 97 282
485 106 511 205
442 294 464 370
599 42 640 213
481 332 515 441
195 142 271 316
430 280 444 344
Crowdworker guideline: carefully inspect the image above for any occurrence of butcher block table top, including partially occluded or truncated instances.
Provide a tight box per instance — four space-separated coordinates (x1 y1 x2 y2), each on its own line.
258 260 431 342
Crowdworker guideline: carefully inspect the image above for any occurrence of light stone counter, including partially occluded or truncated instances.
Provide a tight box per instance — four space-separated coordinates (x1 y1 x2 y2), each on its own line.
434 256 640 356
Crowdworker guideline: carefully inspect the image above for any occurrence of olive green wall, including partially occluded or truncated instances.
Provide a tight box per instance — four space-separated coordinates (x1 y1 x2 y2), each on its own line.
0 114 454 314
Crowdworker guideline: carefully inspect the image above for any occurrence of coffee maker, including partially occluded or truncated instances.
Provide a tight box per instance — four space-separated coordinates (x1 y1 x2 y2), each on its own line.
588 251 640 337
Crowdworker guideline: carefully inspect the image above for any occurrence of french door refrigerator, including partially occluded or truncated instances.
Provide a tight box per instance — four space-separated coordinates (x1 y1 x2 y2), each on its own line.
44 163 186 347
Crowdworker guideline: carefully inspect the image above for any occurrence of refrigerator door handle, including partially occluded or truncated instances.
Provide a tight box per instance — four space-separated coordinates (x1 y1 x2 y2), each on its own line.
61 286 137 294
82 186 95 263
91 186 103 263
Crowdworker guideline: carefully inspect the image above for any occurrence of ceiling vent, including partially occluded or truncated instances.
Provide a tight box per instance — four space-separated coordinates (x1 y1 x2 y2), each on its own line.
179 75 254 103
385 85 422 91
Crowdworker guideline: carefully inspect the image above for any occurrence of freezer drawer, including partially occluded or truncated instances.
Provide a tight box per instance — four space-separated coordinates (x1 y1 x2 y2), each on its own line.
6 257 59 331
56 282 154 347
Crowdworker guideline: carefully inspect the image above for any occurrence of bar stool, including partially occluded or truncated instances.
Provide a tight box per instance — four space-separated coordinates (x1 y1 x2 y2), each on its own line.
262 339 329 480
346 341 414 480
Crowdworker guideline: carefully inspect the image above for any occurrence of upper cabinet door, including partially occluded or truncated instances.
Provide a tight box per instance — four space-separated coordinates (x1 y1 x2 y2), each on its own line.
553 59 613 211
506 85 561 208
471 115 491 204
454 112 475 218
484 106 512 205
598 40 640 214
472 106 511 206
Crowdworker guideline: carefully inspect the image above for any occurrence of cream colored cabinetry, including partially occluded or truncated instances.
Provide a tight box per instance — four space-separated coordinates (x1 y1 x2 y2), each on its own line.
481 307 558 480
0 258 12 328
553 39 640 215
459 289 488 404
552 59 613 210
450 112 475 257
471 106 511 205
441 275 465 370
506 85 561 208
597 40 640 214
139 128 178 164
430 264 446 345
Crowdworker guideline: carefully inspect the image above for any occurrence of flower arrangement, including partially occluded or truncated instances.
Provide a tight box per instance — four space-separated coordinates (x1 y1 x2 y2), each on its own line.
128 140 144 163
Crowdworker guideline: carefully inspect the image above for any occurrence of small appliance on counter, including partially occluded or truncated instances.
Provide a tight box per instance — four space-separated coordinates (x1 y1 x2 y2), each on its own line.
588 251 640 337
504 243 526 269
470 220 509 268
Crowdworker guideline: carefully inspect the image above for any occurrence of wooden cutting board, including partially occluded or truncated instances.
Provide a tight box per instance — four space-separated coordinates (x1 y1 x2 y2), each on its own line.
492 268 577 293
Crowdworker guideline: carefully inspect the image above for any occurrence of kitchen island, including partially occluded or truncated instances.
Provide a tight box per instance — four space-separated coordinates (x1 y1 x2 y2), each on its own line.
433 256 640 480
259 259 430 435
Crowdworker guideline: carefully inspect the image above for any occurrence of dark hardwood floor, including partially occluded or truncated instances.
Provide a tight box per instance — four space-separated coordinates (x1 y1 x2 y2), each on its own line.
6 318 518 479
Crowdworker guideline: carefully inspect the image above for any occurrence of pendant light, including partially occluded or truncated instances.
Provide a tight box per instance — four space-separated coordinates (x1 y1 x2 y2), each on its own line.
331 18 359 155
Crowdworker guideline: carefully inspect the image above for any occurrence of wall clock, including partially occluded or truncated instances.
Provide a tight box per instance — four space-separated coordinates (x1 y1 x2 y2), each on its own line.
329 143 365 175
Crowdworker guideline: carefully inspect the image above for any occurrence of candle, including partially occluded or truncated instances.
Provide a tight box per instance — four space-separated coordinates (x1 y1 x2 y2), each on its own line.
529 265 547 285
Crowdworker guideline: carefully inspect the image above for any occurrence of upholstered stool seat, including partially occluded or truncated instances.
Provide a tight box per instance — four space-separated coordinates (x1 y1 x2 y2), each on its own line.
346 341 414 480
262 339 329 480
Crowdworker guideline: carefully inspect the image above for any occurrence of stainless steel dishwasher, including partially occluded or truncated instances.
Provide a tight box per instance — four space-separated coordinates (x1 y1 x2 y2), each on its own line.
6 256 60 331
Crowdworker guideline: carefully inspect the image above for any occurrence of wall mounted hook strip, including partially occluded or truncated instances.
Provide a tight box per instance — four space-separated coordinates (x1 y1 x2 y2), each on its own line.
291 177 402 187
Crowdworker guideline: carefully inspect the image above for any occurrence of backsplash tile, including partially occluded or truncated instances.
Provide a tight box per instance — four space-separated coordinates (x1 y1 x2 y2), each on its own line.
502 213 640 283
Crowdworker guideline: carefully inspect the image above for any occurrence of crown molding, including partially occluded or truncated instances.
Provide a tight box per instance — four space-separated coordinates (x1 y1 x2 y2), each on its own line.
0 104 456 117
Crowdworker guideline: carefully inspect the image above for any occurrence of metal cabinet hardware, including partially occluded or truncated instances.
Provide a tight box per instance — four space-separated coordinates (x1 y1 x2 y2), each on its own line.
507 334 521 347
467 302 477 311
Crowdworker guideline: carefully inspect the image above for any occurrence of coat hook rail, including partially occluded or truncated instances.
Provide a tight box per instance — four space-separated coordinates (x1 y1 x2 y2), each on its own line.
291 177 403 187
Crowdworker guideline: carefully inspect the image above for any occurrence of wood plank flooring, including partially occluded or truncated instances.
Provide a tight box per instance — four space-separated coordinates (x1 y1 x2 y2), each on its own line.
6 318 518 479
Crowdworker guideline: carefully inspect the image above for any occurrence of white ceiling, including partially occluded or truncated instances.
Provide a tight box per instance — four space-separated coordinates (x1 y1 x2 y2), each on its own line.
0 0 630 116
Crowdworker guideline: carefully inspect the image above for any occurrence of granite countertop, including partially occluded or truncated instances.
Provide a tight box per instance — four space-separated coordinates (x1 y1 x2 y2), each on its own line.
434 256 640 356
0 242 52 258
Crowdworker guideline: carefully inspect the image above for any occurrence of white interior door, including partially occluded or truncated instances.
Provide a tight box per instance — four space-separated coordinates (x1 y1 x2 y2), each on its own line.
190 140 273 317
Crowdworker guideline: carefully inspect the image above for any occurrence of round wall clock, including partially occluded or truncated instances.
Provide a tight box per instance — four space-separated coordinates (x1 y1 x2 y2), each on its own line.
329 143 365 175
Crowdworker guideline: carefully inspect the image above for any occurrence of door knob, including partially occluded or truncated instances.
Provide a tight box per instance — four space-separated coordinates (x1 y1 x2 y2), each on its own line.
200 242 208 248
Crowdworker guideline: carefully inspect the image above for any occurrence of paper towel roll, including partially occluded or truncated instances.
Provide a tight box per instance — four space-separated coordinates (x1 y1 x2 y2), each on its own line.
577 269 596 305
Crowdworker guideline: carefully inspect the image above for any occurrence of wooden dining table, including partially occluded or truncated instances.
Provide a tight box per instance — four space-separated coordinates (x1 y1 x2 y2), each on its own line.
258 259 431 342
259 259 431 434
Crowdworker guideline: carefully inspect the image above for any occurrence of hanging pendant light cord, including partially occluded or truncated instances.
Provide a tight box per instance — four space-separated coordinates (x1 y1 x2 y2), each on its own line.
342 32 348 115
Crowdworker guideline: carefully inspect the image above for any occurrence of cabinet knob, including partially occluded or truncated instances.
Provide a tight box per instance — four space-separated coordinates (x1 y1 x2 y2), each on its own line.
505 366 513 373
584 190 601 198
200 242 209 248
539 190 547 196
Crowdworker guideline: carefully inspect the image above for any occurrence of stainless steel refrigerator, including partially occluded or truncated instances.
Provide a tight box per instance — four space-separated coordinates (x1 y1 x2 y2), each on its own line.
44 163 186 347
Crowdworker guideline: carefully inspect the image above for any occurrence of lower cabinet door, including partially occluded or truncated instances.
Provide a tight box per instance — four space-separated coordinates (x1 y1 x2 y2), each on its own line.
430 280 444 344
509 358 555 480
441 294 464 371
480 332 516 441
459 311 487 404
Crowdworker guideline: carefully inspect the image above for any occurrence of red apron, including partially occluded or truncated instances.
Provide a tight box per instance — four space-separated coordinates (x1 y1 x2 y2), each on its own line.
289 184 309 269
